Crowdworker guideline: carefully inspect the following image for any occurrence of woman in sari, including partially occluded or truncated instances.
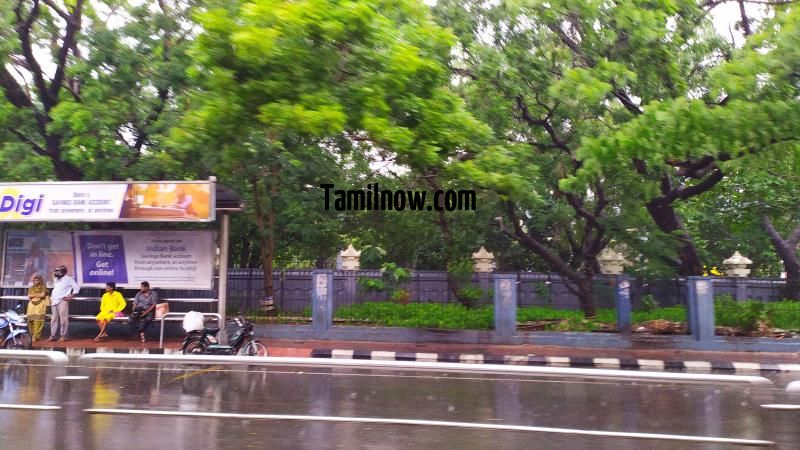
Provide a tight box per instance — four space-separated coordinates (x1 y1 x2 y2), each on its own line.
26 275 49 341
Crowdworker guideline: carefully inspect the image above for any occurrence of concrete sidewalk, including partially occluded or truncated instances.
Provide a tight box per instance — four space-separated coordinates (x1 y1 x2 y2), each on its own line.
25 322 800 374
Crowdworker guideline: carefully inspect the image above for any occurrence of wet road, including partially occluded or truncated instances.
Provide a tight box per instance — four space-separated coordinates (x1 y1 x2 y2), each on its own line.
0 357 798 449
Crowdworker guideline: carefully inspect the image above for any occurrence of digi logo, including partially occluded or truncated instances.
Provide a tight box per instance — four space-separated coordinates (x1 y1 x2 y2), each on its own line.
0 189 44 217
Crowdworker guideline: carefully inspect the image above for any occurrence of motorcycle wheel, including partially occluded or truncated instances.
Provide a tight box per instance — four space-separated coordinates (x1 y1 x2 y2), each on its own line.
241 341 267 357
182 337 207 355
4 332 32 350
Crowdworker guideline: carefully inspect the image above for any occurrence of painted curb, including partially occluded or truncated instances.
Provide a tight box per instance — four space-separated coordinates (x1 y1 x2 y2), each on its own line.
35 346 184 356
32 345 800 374
309 349 800 374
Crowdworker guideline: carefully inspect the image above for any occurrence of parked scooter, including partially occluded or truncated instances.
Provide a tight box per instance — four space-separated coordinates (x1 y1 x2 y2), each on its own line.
0 304 32 349
181 316 267 356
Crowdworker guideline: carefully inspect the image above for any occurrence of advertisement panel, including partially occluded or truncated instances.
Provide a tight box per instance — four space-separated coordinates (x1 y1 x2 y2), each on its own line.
2 230 215 289
2 231 75 287
0 181 215 222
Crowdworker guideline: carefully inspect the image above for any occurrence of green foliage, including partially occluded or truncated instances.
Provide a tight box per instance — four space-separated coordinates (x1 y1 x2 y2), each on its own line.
533 282 552 306
446 258 473 286
457 286 484 304
335 302 494 329
381 262 411 286
640 294 659 313
446 257 487 306
358 261 412 302
714 296 769 331
1 0 198 180
293 300 800 332
359 245 387 270
631 306 687 323
357 277 385 292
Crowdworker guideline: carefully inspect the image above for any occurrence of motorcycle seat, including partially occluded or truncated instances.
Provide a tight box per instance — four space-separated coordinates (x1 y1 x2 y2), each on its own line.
202 327 220 334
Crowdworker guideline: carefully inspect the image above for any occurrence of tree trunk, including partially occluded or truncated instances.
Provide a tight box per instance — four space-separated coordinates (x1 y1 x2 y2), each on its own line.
264 165 278 298
424 174 477 307
762 217 800 299
646 201 704 275
576 277 597 318
250 175 275 299
46 135 83 180
499 202 601 317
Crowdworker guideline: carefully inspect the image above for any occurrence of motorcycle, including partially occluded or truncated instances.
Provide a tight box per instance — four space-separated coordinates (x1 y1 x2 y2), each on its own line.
0 304 32 349
181 316 267 356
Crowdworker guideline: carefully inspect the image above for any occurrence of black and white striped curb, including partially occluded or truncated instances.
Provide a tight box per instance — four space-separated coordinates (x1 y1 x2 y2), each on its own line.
31 346 800 373
310 349 800 374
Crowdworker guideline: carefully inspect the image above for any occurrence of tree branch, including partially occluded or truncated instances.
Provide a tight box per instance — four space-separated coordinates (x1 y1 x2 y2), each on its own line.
737 0 753 36
41 0 69 21
703 0 796 9
515 95 572 155
5 128 48 156
15 0 52 110
788 224 800 248
612 87 643 115
564 191 605 231
501 201 582 281
675 167 725 200
49 0 84 101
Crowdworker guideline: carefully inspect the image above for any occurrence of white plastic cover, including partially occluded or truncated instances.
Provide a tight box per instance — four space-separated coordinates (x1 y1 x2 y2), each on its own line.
182 311 204 332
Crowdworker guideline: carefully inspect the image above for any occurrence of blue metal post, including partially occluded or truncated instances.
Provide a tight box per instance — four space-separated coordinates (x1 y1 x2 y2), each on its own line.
615 276 632 335
312 270 333 339
687 276 714 341
493 274 517 342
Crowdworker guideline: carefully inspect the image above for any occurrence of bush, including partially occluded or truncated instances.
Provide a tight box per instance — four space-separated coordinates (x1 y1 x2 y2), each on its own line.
715 296 769 331
640 294 659 313
335 302 494 330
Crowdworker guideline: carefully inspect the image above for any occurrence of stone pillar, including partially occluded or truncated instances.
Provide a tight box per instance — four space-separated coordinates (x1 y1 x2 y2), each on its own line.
493 274 517 342
615 275 632 335
687 276 715 341
722 251 752 278
472 246 495 273
339 245 359 304
340 244 361 271
723 251 752 303
312 270 333 339
598 248 626 275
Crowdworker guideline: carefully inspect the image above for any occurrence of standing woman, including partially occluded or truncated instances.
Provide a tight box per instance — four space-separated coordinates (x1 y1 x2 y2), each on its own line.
26 275 49 341
95 282 126 341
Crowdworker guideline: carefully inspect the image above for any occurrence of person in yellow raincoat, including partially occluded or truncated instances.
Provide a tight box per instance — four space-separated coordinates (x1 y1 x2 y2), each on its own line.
95 282 127 341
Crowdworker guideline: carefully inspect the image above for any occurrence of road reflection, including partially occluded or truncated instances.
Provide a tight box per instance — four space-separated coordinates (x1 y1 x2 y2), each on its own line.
0 361 796 449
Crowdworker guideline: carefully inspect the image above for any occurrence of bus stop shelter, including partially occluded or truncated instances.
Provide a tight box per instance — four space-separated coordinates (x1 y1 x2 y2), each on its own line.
0 179 243 334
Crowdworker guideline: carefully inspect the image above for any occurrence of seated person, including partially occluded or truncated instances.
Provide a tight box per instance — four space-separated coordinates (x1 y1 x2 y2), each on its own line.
169 187 195 217
129 281 158 342
95 282 126 341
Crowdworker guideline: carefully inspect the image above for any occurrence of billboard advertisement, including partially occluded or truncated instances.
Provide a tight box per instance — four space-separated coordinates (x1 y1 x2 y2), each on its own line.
2 230 215 289
0 181 215 222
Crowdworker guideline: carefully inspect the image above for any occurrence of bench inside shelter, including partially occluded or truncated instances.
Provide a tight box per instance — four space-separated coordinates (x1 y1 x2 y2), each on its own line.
0 286 221 346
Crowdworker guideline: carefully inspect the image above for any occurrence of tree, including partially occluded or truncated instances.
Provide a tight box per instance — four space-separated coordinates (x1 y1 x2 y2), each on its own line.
0 0 197 181
433 0 732 315
175 0 488 297
576 5 800 295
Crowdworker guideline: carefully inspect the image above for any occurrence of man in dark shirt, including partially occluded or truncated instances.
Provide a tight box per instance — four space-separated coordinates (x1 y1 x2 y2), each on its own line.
129 281 158 342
